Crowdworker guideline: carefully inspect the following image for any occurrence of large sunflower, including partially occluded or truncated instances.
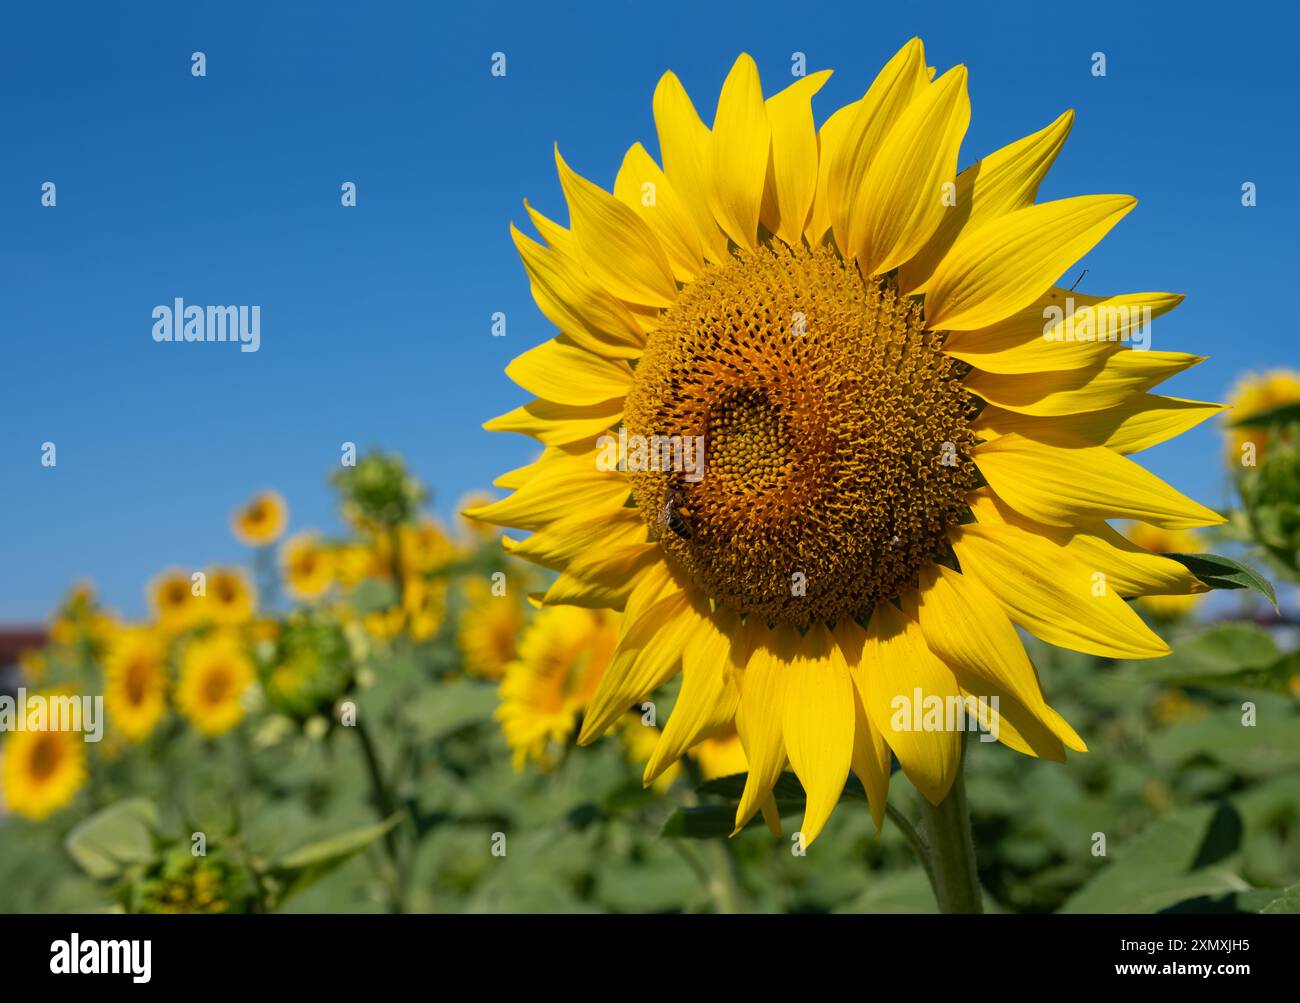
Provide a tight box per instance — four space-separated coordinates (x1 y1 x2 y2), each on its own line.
471 42 1225 845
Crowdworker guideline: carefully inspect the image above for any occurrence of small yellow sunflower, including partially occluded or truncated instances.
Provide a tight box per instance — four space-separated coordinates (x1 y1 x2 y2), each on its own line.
1 712 88 821
18 648 47 684
104 627 170 741
195 567 256 627
333 541 387 588
1124 522 1207 619
1225 369 1300 464
231 490 288 547
48 616 77 647
457 577 524 680
496 606 618 770
176 634 255 737
399 519 458 575
472 43 1227 844
281 532 335 600
149 568 197 633
403 575 448 642
363 605 406 642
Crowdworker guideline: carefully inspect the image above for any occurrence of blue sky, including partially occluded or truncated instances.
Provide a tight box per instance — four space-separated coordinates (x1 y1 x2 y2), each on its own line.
1 0 1294 621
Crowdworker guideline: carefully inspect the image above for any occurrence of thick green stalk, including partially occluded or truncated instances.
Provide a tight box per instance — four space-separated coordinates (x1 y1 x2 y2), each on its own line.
914 736 983 914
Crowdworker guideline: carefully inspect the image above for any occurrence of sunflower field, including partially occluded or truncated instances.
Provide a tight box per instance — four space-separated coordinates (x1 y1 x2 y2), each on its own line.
3 33 1299 924
1 394 1296 915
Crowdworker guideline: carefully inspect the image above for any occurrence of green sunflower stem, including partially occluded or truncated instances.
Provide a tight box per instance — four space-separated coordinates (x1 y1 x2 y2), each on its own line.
915 736 983 915
354 718 407 914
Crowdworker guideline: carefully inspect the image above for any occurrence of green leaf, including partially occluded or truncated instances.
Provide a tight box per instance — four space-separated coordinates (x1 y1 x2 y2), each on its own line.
1162 552 1278 610
349 579 399 615
665 770 879 839
1155 650 1300 697
1060 804 1250 914
269 814 402 905
1148 708 1300 778
1259 882 1300 914
834 868 938 914
696 769 875 807
1230 401 1300 428
661 805 759 839
400 680 498 742
64 798 160 881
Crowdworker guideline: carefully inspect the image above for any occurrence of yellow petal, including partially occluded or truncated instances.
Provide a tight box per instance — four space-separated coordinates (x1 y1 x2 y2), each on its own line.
969 492 1204 598
972 394 1225 454
900 109 1073 293
782 625 854 846
944 289 1183 374
510 223 644 360
733 626 795 833
468 451 628 530
760 69 832 246
976 432 1225 529
827 38 929 261
555 147 677 308
834 619 892 831
860 602 961 806
645 610 740 783
524 200 578 256
925 195 1136 331
614 143 704 283
952 521 1170 658
483 398 622 446
505 339 633 406
542 543 660 609
578 587 695 743
804 100 857 245
504 504 644 570
915 565 1085 752
854 64 971 276
953 681 1069 761
652 71 730 263
707 53 771 250
964 349 1202 416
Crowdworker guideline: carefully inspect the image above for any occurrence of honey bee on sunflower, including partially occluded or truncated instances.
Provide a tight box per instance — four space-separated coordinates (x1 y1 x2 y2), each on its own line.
470 41 1225 862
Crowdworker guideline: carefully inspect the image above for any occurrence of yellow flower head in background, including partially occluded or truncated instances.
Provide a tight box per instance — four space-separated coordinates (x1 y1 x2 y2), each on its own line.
399 519 458 576
457 577 524 680
104 627 170 741
496 606 618 770
689 723 749 782
363 605 405 642
1124 522 1207 620
149 568 196 633
403 574 448 642
48 582 119 649
1 694 88 820
333 541 387 589
472 42 1227 844
197 567 256 627
231 490 288 547
281 532 335 600
616 714 680 793
176 634 255 737
18 648 47 685
1225 369 1300 464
